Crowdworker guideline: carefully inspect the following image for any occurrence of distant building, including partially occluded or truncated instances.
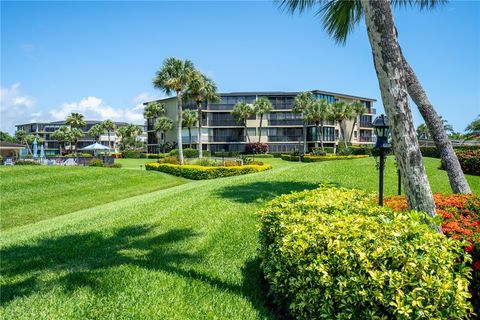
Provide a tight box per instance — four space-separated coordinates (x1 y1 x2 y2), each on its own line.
15 120 146 155
144 90 376 153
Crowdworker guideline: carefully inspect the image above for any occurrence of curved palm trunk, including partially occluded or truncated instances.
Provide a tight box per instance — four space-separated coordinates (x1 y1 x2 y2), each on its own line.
349 116 359 142
188 127 192 148
176 91 184 164
303 117 308 154
163 131 167 153
197 102 203 159
107 131 111 154
320 122 325 151
362 0 439 233
342 122 348 147
401 55 471 194
258 114 263 143
244 120 251 143
315 122 320 148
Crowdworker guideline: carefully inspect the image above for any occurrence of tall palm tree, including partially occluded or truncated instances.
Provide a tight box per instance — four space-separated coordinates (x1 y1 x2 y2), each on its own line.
66 128 84 154
292 92 315 153
66 112 86 129
88 124 104 143
182 109 198 148
231 101 254 143
464 115 480 140
184 70 220 158
143 101 165 120
126 124 142 149
101 120 116 153
253 97 273 143
306 99 331 151
154 116 174 154
348 101 368 142
279 0 466 222
14 129 32 155
416 123 430 140
153 57 196 164
51 126 69 155
330 101 353 153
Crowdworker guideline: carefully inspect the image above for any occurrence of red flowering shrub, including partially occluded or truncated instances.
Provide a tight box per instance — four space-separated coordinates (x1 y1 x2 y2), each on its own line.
456 150 480 176
245 142 268 154
385 193 480 314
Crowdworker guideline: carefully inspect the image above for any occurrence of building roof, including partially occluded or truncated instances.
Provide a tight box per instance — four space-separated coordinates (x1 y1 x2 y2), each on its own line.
144 89 376 105
0 141 25 148
15 120 131 127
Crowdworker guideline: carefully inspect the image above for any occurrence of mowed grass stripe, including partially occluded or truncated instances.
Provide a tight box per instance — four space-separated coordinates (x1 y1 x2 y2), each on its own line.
0 166 188 230
1 158 478 319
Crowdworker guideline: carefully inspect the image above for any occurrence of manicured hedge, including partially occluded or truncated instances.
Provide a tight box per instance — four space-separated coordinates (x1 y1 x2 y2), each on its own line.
420 145 480 159
280 154 369 162
456 150 480 176
169 148 211 158
145 162 272 179
385 193 480 314
14 160 40 165
259 186 473 319
243 154 274 158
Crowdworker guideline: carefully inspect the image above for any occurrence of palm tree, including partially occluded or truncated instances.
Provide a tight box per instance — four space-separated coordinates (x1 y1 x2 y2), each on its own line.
153 57 196 164
184 70 220 158
279 0 467 224
14 129 32 154
416 123 430 140
231 101 254 143
253 97 273 143
464 115 480 140
154 116 174 154
330 101 353 153
306 99 331 151
126 124 142 149
101 120 116 153
348 101 368 142
66 128 84 154
66 112 86 129
51 126 70 155
182 109 198 148
143 101 165 120
88 124 104 143
292 92 315 153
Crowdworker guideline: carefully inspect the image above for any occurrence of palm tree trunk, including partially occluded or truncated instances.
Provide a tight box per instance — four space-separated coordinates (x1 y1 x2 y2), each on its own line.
362 0 439 232
315 122 319 148
107 131 111 154
401 54 471 194
320 122 324 151
188 127 192 149
176 91 184 164
244 120 251 143
342 122 348 147
303 121 307 154
258 114 263 143
163 131 167 153
349 117 358 142
197 102 203 159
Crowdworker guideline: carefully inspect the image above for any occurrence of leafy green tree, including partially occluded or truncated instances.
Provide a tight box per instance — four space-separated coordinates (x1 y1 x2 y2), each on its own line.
51 126 70 155
330 101 353 153
26 134 44 146
88 124 105 143
465 115 480 140
306 99 332 151
153 57 196 164
0 131 16 143
292 92 315 153
126 124 143 149
253 97 273 143
231 101 254 143
416 123 430 140
101 120 117 152
66 112 86 129
184 70 220 158
348 101 368 142
66 128 84 154
182 109 198 148
154 116 174 153
143 101 165 119
14 130 32 154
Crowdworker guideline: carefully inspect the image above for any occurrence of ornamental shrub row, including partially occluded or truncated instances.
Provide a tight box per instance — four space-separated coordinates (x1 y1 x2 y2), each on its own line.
280 154 369 162
258 186 473 319
145 162 272 179
420 145 480 159
168 148 211 158
14 160 40 165
385 193 480 315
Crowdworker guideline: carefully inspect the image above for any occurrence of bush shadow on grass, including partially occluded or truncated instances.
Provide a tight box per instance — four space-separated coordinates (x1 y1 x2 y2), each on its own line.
217 181 322 203
1 225 274 318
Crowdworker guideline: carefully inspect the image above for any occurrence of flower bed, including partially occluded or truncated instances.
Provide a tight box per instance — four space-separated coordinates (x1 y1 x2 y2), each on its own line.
385 193 480 314
259 186 473 319
145 162 272 179
280 154 369 162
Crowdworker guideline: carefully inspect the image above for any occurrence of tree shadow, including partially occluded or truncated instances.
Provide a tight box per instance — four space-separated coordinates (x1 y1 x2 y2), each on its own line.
217 181 320 203
1 225 276 318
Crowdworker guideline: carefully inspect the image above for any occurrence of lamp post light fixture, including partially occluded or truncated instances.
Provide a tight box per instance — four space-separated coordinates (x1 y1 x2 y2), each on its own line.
372 114 391 206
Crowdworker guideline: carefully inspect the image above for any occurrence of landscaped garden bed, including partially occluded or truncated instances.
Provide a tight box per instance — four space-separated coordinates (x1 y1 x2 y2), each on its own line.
145 162 272 179
281 154 369 162
259 186 473 319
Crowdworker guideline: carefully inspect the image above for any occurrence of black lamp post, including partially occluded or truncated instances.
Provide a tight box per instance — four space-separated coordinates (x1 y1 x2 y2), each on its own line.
373 114 391 206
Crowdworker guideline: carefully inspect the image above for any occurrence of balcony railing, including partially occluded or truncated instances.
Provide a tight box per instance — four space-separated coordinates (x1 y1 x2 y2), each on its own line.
359 136 376 142
268 136 303 142
209 120 241 126
366 108 376 114
269 119 304 126
359 122 373 128
272 103 293 110
208 104 235 111
209 136 245 143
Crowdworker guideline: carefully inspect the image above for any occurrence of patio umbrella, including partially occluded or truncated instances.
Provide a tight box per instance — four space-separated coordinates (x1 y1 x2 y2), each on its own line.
80 142 110 156
32 138 38 159
40 144 45 159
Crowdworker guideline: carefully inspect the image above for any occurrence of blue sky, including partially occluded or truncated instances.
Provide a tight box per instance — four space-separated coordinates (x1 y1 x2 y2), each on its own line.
1 0 479 134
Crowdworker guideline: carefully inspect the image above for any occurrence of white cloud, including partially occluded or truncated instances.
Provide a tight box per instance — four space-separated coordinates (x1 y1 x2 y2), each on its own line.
132 92 164 110
0 83 38 133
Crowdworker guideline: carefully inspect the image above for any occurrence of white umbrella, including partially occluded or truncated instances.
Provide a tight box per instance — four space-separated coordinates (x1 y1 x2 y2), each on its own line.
80 143 110 156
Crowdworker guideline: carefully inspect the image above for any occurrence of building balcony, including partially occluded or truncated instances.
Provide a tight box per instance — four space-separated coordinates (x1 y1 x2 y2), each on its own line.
268 136 304 142
209 120 241 127
269 119 304 126
209 136 245 143
208 104 235 111
272 103 293 110
359 122 373 128
359 136 376 143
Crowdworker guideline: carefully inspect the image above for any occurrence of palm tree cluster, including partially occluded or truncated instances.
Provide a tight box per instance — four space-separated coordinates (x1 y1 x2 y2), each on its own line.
230 97 273 144
152 57 220 162
292 92 368 154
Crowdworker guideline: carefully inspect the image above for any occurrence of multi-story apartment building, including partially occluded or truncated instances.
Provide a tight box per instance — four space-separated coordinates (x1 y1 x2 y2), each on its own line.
15 120 145 155
144 90 376 154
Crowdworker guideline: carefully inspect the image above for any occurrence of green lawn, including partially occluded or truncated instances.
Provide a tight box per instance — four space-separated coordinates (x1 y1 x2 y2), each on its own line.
1 157 478 319
116 158 155 170
0 165 187 230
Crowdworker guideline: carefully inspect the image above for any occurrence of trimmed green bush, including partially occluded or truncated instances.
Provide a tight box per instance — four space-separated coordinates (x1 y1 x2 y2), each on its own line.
213 151 240 157
121 151 146 158
145 162 272 180
280 154 302 161
243 154 274 158
281 154 369 162
259 187 473 319
88 159 104 167
169 148 211 158
14 160 40 166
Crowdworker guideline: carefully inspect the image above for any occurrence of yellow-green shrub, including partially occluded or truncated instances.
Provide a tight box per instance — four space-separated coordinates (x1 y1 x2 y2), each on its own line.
258 187 473 319
145 162 272 179
302 154 369 162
